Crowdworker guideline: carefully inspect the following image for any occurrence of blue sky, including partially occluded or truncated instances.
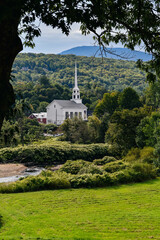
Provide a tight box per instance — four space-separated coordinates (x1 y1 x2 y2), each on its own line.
22 23 95 54
22 23 126 54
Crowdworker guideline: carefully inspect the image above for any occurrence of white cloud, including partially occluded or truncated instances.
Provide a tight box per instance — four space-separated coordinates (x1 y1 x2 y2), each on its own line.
22 23 95 54
22 22 144 54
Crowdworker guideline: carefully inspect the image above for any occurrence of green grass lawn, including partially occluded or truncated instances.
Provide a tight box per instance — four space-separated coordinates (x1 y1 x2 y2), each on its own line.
0 179 160 240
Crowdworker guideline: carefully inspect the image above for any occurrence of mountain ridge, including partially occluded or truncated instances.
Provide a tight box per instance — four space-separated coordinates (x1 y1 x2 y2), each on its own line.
59 46 152 62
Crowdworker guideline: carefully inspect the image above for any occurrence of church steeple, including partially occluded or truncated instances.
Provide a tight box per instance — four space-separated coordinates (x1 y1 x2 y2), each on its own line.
75 61 78 88
71 62 82 104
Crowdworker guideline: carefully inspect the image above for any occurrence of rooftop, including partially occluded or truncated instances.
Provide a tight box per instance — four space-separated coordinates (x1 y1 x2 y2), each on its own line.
47 100 87 109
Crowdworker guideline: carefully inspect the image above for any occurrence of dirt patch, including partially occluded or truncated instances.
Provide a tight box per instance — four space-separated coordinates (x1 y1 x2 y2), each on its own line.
48 164 63 171
0 164 27 178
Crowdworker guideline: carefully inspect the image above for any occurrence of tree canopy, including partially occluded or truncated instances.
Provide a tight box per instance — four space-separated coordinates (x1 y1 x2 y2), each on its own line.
118 87 142 110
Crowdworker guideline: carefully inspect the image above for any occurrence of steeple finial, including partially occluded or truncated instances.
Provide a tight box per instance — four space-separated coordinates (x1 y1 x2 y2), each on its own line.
75 61 78 88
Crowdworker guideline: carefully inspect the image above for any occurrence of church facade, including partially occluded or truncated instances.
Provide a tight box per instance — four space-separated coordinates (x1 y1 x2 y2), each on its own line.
47 63 87 125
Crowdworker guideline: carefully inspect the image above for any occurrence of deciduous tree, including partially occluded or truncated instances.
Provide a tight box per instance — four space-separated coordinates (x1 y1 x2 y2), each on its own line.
118 87 142 110
94 92 119 117
105 108 149 155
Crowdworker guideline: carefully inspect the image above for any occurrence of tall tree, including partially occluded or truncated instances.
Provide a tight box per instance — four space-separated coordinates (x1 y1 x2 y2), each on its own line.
94 92 119 117
118 87 142 110
0 0 160 130
105 108 149 155
136 112 160 148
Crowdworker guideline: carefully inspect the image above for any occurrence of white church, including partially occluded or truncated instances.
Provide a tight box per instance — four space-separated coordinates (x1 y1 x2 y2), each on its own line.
46 63 87 125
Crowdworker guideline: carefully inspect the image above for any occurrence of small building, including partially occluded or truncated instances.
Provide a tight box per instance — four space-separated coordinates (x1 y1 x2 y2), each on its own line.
47 63 87 125
29 112 47 124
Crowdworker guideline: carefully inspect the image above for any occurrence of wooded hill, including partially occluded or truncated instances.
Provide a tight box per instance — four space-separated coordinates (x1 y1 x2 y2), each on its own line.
13 53 147 93
60 46 152 62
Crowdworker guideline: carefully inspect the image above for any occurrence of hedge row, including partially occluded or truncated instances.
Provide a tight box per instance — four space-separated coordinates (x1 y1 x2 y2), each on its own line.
0 143 109 165
0 162 157 193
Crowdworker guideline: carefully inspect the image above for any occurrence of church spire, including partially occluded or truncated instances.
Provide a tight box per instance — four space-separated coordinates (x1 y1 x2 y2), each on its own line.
75 61 78 88
71 62 82 104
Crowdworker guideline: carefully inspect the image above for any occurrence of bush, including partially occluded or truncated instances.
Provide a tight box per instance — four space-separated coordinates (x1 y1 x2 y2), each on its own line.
93 156 117 165
113 162 157 184
0 161 157 193
43 124 58 133
129 162 157 182
59 160 91 174
124 147 155 164
0 142 109 165
107 144 123 157
139 147 155 163
123 148 140 162
69 173 113 188
112 170 132 184
78 164 105 175
102 160 127 173
0 172 71 193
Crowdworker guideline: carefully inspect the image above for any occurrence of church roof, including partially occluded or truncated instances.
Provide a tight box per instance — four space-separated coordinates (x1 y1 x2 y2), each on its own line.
48 100 87 109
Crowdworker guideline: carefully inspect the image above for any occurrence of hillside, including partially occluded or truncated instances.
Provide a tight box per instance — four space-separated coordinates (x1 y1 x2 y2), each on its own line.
59 46 152 62
13 53 147 93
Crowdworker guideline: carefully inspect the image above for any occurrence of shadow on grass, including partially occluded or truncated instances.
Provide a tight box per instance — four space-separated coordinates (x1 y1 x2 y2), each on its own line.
0 215 3 228
84 177 160 192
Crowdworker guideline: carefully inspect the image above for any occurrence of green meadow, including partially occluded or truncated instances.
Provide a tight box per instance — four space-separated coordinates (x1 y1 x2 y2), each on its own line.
0 179 160 240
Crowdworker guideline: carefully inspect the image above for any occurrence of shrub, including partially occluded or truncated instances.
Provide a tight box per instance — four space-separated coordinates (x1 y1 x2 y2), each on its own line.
0 142 109 165
113 162 157 184
113 170 132 184
107 144 123 157
40 170 54 177
78 164 105 175
123 148 141 162
129 162 157 182
0 161 157 193
124 147 155 164
102 160 127 173
0 172 71 193
139 147 155 163
69 173 113 188
43 124 58 133
59 160 91 174
93 156 117 165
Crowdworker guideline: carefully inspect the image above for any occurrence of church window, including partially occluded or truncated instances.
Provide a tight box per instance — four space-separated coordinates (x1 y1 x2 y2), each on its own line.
65 112 69 119
75 112 78 117
54 105 56 108
70 112 73 119
74 95 75 99
84 110 87 119
77 95 79 99
79 112 82 118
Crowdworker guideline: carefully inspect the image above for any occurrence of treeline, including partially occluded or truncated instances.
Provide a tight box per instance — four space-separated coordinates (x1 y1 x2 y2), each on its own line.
14 75 106 112
13 53 147 93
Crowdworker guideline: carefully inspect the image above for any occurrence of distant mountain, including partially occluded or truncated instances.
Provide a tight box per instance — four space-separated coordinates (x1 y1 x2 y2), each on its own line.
59 46 152 62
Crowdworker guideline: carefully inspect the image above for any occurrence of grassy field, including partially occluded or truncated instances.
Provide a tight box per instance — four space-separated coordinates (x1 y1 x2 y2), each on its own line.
0 179 160 240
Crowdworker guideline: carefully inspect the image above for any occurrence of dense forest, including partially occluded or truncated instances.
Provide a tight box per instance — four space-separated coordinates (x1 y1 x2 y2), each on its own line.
12 53 147 112
13 53 147 92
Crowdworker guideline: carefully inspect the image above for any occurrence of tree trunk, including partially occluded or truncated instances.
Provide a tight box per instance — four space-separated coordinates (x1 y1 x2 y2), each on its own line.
0 19 23 131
